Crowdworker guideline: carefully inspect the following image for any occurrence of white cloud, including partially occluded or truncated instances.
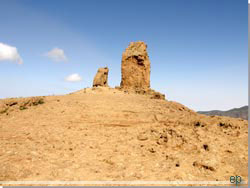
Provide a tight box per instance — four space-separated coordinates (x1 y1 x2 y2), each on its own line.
45 47 67 62
0 42 23 64
65 73 82 82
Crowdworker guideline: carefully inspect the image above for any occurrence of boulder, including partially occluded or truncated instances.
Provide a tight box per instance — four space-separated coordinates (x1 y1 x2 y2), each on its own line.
93 67 109 87
120 41 150 90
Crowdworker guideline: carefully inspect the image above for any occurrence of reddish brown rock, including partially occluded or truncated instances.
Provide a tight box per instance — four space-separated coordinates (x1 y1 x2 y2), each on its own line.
120 41 150 90
93 67 109 87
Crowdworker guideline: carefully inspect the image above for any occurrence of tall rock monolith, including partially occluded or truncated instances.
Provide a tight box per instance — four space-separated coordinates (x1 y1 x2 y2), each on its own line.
120 41 150 90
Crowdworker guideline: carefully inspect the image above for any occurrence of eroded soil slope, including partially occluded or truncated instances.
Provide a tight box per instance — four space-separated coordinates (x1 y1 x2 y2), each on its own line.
0 87 248 182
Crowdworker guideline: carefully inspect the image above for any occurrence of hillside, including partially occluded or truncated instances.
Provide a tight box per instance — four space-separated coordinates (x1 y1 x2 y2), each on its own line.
0 87 248 185
198 106 248 120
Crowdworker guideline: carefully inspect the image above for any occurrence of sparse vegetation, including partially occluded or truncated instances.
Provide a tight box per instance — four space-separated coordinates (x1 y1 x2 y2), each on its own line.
32 98 44 106
0 107 8 114
19 106 28 110
19 98 45 110
0 97 45 114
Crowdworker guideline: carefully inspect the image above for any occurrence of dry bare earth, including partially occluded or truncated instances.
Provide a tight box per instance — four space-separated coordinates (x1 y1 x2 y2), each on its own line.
0 87 248 183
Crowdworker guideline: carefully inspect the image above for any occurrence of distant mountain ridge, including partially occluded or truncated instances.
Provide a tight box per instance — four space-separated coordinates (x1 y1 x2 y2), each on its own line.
198 106 248 120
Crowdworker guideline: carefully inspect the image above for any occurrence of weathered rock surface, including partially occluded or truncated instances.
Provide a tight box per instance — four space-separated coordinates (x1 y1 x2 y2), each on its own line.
120 41 150 90
119 41 165 100
93 67 109 87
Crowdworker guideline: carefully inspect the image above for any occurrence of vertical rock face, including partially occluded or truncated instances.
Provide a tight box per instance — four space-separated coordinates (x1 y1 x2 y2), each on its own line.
120 41 150 90
93 67 109 87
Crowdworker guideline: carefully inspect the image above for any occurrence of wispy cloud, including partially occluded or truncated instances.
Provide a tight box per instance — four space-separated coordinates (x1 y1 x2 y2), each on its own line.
65 73 82 82
0 42 23 64
45 47 67 62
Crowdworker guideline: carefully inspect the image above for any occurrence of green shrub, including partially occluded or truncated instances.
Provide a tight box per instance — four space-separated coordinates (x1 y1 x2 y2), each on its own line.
19 106 28 110
32 98 44 106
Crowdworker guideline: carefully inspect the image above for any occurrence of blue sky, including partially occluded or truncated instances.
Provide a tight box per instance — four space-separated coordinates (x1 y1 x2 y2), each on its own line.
0 0 248 111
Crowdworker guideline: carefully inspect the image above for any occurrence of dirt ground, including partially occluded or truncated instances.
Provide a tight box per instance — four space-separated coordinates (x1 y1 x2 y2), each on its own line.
0 87 248 185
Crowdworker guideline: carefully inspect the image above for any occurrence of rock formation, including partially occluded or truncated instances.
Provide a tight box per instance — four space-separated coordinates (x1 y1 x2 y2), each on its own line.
119 41 165 100
93 67 109 87
120 41 150 90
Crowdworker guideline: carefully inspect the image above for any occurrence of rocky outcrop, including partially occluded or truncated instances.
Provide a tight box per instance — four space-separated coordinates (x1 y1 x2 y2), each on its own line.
119 41 165 100
120 41 150 90
93 67 109 87
149 90 165 100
